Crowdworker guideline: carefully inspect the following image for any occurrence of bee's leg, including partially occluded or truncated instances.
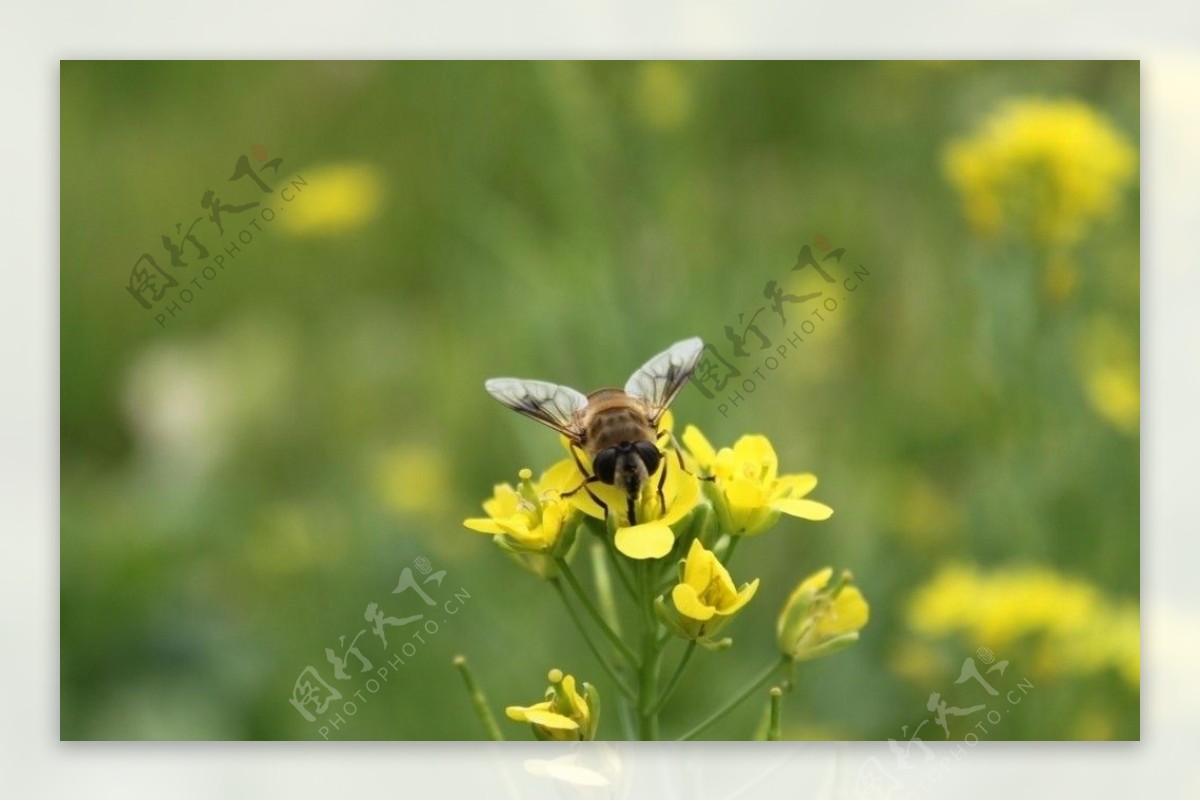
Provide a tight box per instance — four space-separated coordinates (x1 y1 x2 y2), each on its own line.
569 442 593 479
667 431 716 482
587 486 610 520
567 443 611 521
657 456 669 515
563 474 611 521
562 475 597 498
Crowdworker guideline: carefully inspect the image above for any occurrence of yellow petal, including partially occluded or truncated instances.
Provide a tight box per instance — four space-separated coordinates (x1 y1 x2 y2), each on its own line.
542 458 587 494
660 471 700 526
732 435 778 483
496 517 536 542
820 586 870 636
772 498 834 521
482 485 519 519
523 709 580 731
710 558 741 602
556 674 589 720
792 567 834 600
615 522 674 560
589 482 631 522
672 582 717 621
682 425 717 469
505 701 551 722
718 578 760 616
681 538 714 589
774 472 818 499
463 517 505 535
724 479 766 511
543 503 564 537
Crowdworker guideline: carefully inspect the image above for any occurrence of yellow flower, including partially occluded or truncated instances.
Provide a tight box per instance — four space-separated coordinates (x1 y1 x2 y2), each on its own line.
944 98 1136 248
633 62 693 131
908 564 1099 647
506 668 600 741
1055 601 1140 688
1084 364 1139 434
559 422 700 560
907 564 1139 689
374 444 450 516
276 163 384 236
682 425 833 536
463 465 581 575
1077 315 1139 435
659 540 759 647
777 568 869 662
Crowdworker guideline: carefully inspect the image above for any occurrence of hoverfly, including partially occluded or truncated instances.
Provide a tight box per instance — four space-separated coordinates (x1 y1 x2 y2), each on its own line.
485 337 705 525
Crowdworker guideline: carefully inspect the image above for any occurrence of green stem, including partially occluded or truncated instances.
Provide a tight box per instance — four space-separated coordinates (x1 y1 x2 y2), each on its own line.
650 640 697 715
452 655 503 741
722 534 741 567
551 580 635 700
589 541 622 639
599 526 638 600
636 561 663 740
555 557 637 665
677 657 788 741
767 686 783 741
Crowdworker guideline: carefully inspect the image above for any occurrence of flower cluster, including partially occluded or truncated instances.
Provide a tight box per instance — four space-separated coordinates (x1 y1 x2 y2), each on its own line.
460 420 869 741
907 563 1138 688
943 98 1136 249
463 465 581 578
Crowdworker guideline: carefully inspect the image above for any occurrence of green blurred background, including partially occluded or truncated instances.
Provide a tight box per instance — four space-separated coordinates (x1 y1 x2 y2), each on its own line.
61 61 1139 741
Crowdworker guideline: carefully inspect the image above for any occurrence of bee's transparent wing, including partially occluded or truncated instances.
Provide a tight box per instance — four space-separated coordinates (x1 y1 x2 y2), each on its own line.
484 378 589 440
624 337 705 425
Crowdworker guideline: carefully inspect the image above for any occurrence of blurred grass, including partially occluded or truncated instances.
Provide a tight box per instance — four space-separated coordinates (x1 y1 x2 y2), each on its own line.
61 61 1139 740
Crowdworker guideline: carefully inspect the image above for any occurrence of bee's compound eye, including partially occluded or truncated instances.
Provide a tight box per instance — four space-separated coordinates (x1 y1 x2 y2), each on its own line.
593 449 618 484
634 441 661 475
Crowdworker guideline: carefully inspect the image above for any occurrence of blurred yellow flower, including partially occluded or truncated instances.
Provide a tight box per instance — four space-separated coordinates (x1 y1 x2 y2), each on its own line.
660 539 759 647
560 431 699 560
375 444 450 515
463 466 580 575
1085 364 1140 434
1057 600 1140 688
908 563 1098 645
1077 315 1139 435
276 163 383 235
682 425 833 536
506 668 600 741
777 568 869 662
633 62 693 131
944 98 1136 247
907 564 1139 688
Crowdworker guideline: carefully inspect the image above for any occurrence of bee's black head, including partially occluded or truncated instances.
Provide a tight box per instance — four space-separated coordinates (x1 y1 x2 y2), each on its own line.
593 441 661 495
593 448 618 485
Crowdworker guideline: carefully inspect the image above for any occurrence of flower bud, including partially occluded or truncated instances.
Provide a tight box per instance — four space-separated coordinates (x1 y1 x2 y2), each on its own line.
777 568 869 662
506 669 600 741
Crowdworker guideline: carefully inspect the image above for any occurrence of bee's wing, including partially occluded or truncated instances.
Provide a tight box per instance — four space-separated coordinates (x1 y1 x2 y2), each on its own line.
484 378 589 440
624 337 705 426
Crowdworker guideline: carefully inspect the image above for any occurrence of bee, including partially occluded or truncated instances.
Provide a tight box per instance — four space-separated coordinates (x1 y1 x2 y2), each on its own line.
485 337 705 525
